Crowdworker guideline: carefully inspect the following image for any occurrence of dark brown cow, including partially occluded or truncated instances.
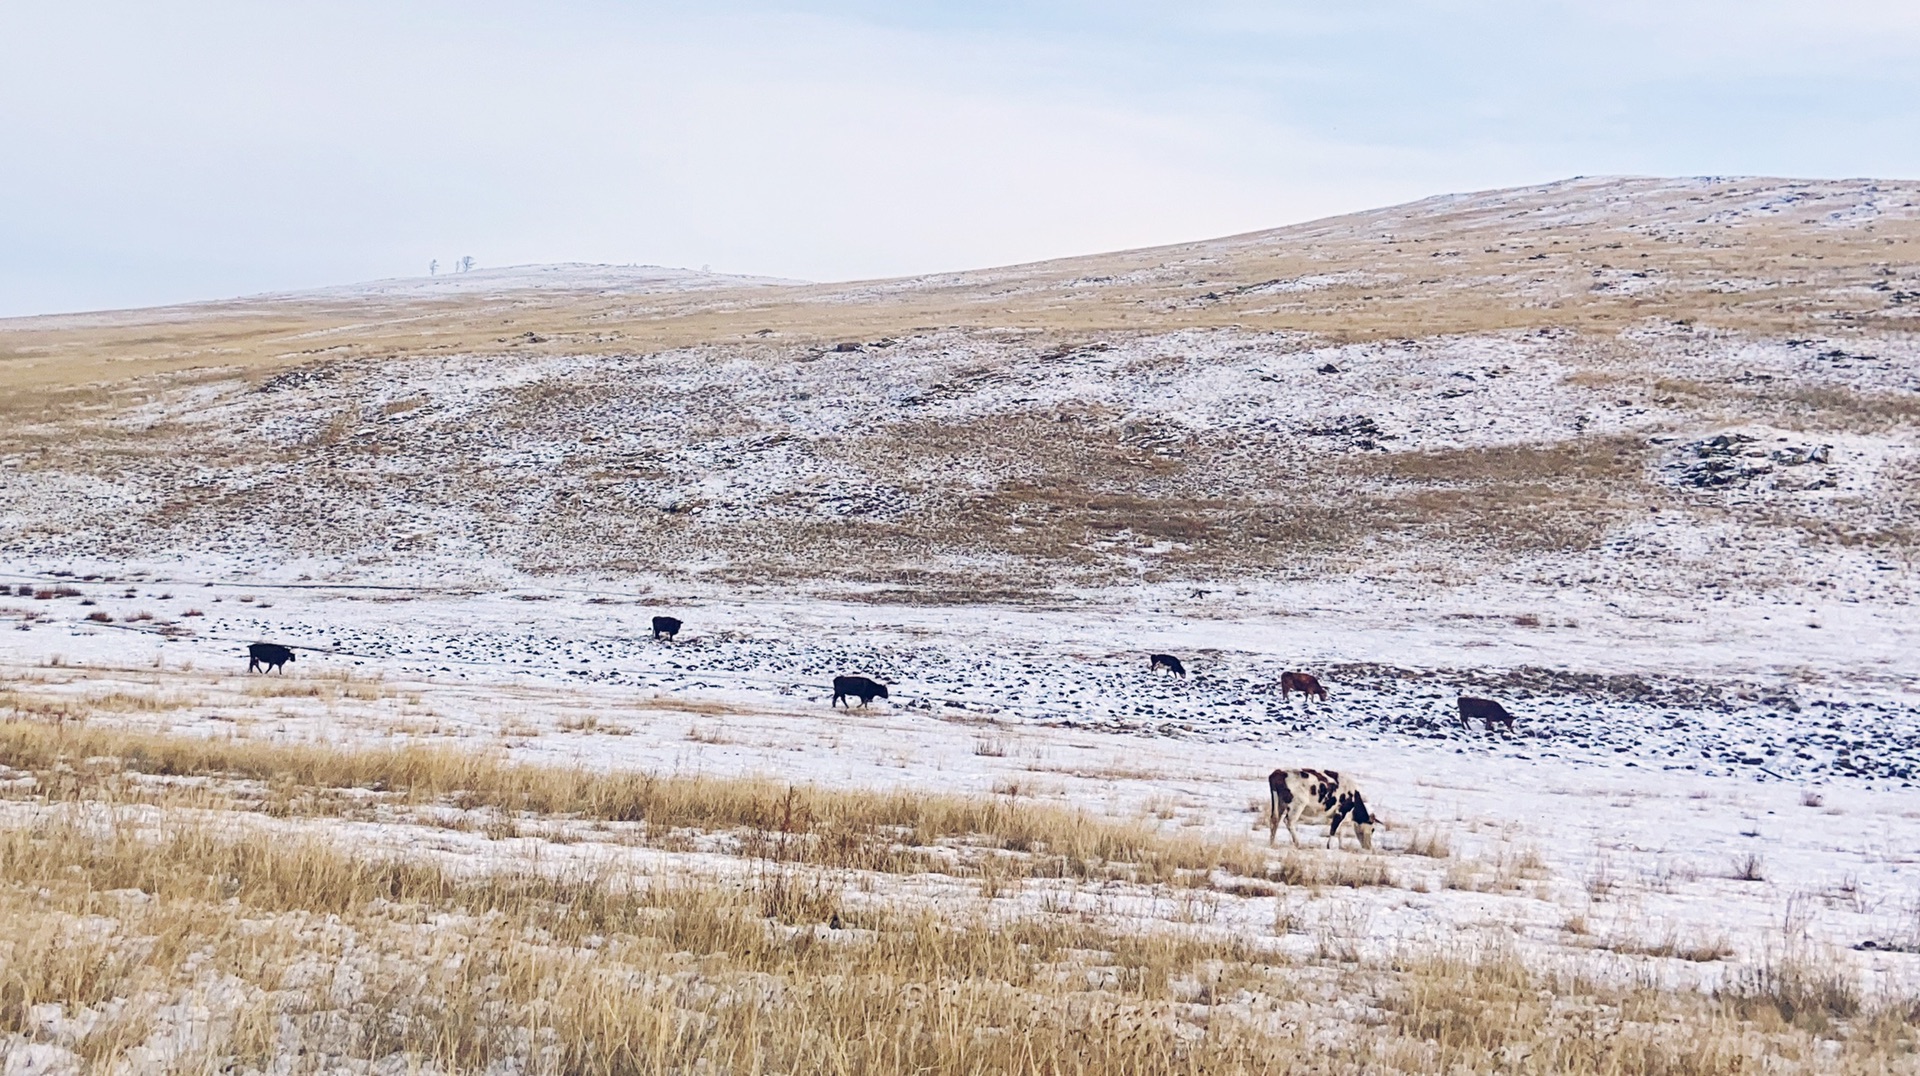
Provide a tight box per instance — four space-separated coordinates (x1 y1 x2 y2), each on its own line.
1457 696 1516 733
1279 672 1328 701
1149 654 1186 678
1268 768 1375 850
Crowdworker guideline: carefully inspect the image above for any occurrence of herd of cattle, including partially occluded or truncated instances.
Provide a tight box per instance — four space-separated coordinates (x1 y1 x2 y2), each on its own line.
244 614 1522 853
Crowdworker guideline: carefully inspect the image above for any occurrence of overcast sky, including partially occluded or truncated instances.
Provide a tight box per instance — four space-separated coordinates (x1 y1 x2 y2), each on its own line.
4 1 1918 316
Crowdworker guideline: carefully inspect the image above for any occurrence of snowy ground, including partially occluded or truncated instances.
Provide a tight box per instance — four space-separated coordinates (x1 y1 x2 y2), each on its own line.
4 176 1919 1036
6 560 1919 1001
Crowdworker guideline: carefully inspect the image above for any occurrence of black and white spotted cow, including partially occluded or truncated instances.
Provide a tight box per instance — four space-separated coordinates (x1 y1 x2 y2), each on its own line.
1267 768 1377 851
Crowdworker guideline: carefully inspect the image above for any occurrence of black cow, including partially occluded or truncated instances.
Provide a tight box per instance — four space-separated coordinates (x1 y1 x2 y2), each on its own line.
247 642 296 674
832 675 889 708
1458 696 1516 733
1149 653 1186 678
651 616 682 641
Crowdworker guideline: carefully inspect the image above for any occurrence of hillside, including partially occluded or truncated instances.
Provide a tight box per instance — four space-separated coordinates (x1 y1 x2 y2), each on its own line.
3 175 1916 605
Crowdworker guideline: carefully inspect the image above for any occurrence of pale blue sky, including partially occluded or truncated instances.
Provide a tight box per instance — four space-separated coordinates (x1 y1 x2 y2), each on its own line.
4 1 1918 316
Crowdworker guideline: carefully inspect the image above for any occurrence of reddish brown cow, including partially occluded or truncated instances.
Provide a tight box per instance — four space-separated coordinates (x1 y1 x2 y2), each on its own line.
1280 671 1328 701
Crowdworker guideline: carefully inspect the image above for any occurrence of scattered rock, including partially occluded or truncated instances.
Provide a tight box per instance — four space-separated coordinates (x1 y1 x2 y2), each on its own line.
1303 415 1389 449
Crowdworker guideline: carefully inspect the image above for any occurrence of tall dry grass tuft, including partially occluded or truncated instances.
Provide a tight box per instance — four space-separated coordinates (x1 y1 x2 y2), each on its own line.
1722 950 1865 1035
1380 947 1913 1075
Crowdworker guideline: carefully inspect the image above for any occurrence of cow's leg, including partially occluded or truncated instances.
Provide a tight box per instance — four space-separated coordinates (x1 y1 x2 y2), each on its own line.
1326 809 1349 849
1284 807 1304 849
1268 790 1280 846
248 658 259 673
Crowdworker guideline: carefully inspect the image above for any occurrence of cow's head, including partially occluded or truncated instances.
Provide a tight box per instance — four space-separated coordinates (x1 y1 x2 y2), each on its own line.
877 683 890 698
1349 795 1376 850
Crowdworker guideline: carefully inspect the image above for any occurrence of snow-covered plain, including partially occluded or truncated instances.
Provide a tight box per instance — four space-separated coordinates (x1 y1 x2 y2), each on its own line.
4 562 1919 1002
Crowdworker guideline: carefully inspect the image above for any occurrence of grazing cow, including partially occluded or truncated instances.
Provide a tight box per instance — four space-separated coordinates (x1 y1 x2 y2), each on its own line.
1149 653 1187 678
1457 696 1516 733
1268 768 1376 850
247 642 296 674
1280 671 1328 702
651 615 683 641
832 675 889 708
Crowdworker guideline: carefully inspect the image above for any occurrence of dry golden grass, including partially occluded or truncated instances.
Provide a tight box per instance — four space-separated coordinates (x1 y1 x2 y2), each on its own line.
1350 436 1657 554
662 419 1661 592
239 668 390 701
0 718 1289 886
0 710 1912 1071
0 800 1912 1073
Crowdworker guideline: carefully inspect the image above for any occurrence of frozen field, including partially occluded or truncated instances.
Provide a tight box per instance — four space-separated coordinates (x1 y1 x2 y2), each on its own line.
6 560 1920 1001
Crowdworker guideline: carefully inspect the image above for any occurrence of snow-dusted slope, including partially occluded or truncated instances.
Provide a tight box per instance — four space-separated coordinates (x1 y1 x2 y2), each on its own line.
2 173 1917 641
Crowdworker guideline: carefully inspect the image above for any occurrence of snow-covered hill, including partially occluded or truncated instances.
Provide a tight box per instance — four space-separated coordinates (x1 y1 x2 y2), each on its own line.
3 173 1918 698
